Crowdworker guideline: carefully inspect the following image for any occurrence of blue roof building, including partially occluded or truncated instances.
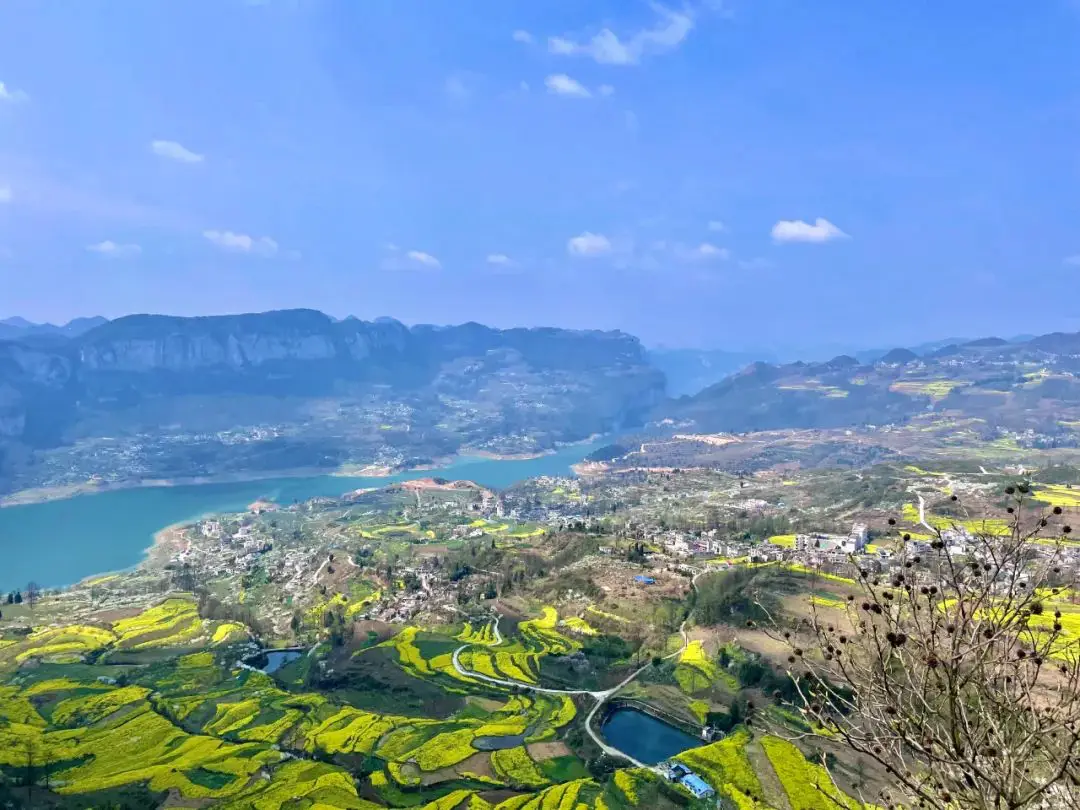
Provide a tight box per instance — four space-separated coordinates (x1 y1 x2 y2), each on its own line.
633 575 656 584
681 774 715 799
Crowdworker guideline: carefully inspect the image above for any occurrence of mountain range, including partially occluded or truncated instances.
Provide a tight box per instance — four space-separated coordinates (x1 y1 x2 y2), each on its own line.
4 309 1080 496
0 309 663 495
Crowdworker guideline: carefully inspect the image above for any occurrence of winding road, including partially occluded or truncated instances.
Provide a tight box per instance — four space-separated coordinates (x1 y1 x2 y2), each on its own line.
915 493 936 535
451 567 708 770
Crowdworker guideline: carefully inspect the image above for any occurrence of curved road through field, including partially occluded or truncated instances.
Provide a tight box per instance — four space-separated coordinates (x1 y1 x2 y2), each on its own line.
451 568 709 770
915 493 937 535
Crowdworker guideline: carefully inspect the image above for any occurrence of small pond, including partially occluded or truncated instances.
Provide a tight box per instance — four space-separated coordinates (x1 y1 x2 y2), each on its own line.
245 649 304 673
600 708 701 765
472 733 528 751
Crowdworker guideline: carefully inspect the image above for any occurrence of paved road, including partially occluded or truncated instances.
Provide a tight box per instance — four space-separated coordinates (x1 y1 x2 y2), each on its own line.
452 569 708 769
915 493 937 535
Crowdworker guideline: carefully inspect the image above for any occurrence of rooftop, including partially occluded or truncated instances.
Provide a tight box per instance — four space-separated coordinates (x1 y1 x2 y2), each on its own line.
681 773 714 797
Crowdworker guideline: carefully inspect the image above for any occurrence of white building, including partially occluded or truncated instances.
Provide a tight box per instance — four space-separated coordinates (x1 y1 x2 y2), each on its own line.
795 522 867 555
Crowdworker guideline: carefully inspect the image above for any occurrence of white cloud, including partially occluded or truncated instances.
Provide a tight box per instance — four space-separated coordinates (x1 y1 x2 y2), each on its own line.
519 81 530 92
545 74 591 98
771 217 849 243
568 232 612 257
598 84 615 97
87 240 142 258
707 220 726 232
512 29 533 44
0 186 11 204
693 242 729 260
406 250 441 268
548 5 694 66
672 242 730 262
203 229 279 257
487 253 513 265
0 81 28 103
151 139 204 164
1065 255 1080 267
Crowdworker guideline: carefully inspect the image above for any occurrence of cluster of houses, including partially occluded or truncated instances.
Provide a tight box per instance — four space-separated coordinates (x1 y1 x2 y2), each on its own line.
646 518 1080 581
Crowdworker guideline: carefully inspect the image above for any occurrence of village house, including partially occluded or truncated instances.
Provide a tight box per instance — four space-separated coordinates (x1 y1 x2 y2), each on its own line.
795 522 868 555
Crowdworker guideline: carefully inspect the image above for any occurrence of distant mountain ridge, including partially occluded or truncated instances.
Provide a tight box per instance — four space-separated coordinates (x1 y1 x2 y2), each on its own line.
663 330 1080 436
649 337 1026 397
648 347 778 397
0 309 664 495
0 315 108 341
7 308 1080 496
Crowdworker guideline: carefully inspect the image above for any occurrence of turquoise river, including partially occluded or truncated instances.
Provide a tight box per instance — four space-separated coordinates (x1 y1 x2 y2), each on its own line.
0 441 603 591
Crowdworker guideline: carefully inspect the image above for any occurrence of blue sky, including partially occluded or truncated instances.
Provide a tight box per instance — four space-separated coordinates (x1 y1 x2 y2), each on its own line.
1 0 1079 353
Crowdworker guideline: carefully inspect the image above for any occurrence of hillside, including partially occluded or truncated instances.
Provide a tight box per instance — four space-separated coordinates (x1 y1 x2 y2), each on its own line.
0 309 664 496
647 347 774 397
663 333 1080 439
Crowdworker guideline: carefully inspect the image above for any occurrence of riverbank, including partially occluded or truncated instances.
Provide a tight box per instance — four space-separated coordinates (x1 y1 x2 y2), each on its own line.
1 437 607 509
0 464 403 509
0 438 609 591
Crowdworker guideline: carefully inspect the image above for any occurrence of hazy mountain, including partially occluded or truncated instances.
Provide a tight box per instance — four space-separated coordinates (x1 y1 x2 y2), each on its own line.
0 309 664 494
648 347 778 397
0 315 109 341
663 332 1080 436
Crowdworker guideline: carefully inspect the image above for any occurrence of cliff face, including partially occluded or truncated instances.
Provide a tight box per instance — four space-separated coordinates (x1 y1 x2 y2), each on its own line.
0 310 665 490
77 310 340 373
72 311 652 378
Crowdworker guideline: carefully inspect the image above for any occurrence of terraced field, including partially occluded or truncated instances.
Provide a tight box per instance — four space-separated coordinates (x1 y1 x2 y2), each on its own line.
0 599 875 809
0 597 246 668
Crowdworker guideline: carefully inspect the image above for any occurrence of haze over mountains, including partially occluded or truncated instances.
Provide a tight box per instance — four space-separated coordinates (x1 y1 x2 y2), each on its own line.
2 308 1080 496
0 316 108 342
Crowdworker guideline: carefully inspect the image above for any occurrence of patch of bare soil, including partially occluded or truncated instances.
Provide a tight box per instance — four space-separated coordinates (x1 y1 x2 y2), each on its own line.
526 741 571 760
91 606 143 623
710 626 791 662
454 751 497 781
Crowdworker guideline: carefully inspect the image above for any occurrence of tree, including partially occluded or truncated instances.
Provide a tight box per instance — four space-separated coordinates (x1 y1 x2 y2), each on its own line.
24 582 39 611
770 486 1080 809
13 591 22 605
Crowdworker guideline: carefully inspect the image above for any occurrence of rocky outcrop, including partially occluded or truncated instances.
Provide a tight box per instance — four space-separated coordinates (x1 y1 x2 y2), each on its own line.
78 310 341 373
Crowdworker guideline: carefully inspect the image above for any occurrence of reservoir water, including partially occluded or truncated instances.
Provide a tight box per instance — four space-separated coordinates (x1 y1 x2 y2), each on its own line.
0 441 602 591
600 708 702 765
249 649 304 674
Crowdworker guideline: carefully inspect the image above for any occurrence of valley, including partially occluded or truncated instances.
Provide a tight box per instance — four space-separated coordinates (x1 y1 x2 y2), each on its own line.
6 312 1080 809
3 422 1079 808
